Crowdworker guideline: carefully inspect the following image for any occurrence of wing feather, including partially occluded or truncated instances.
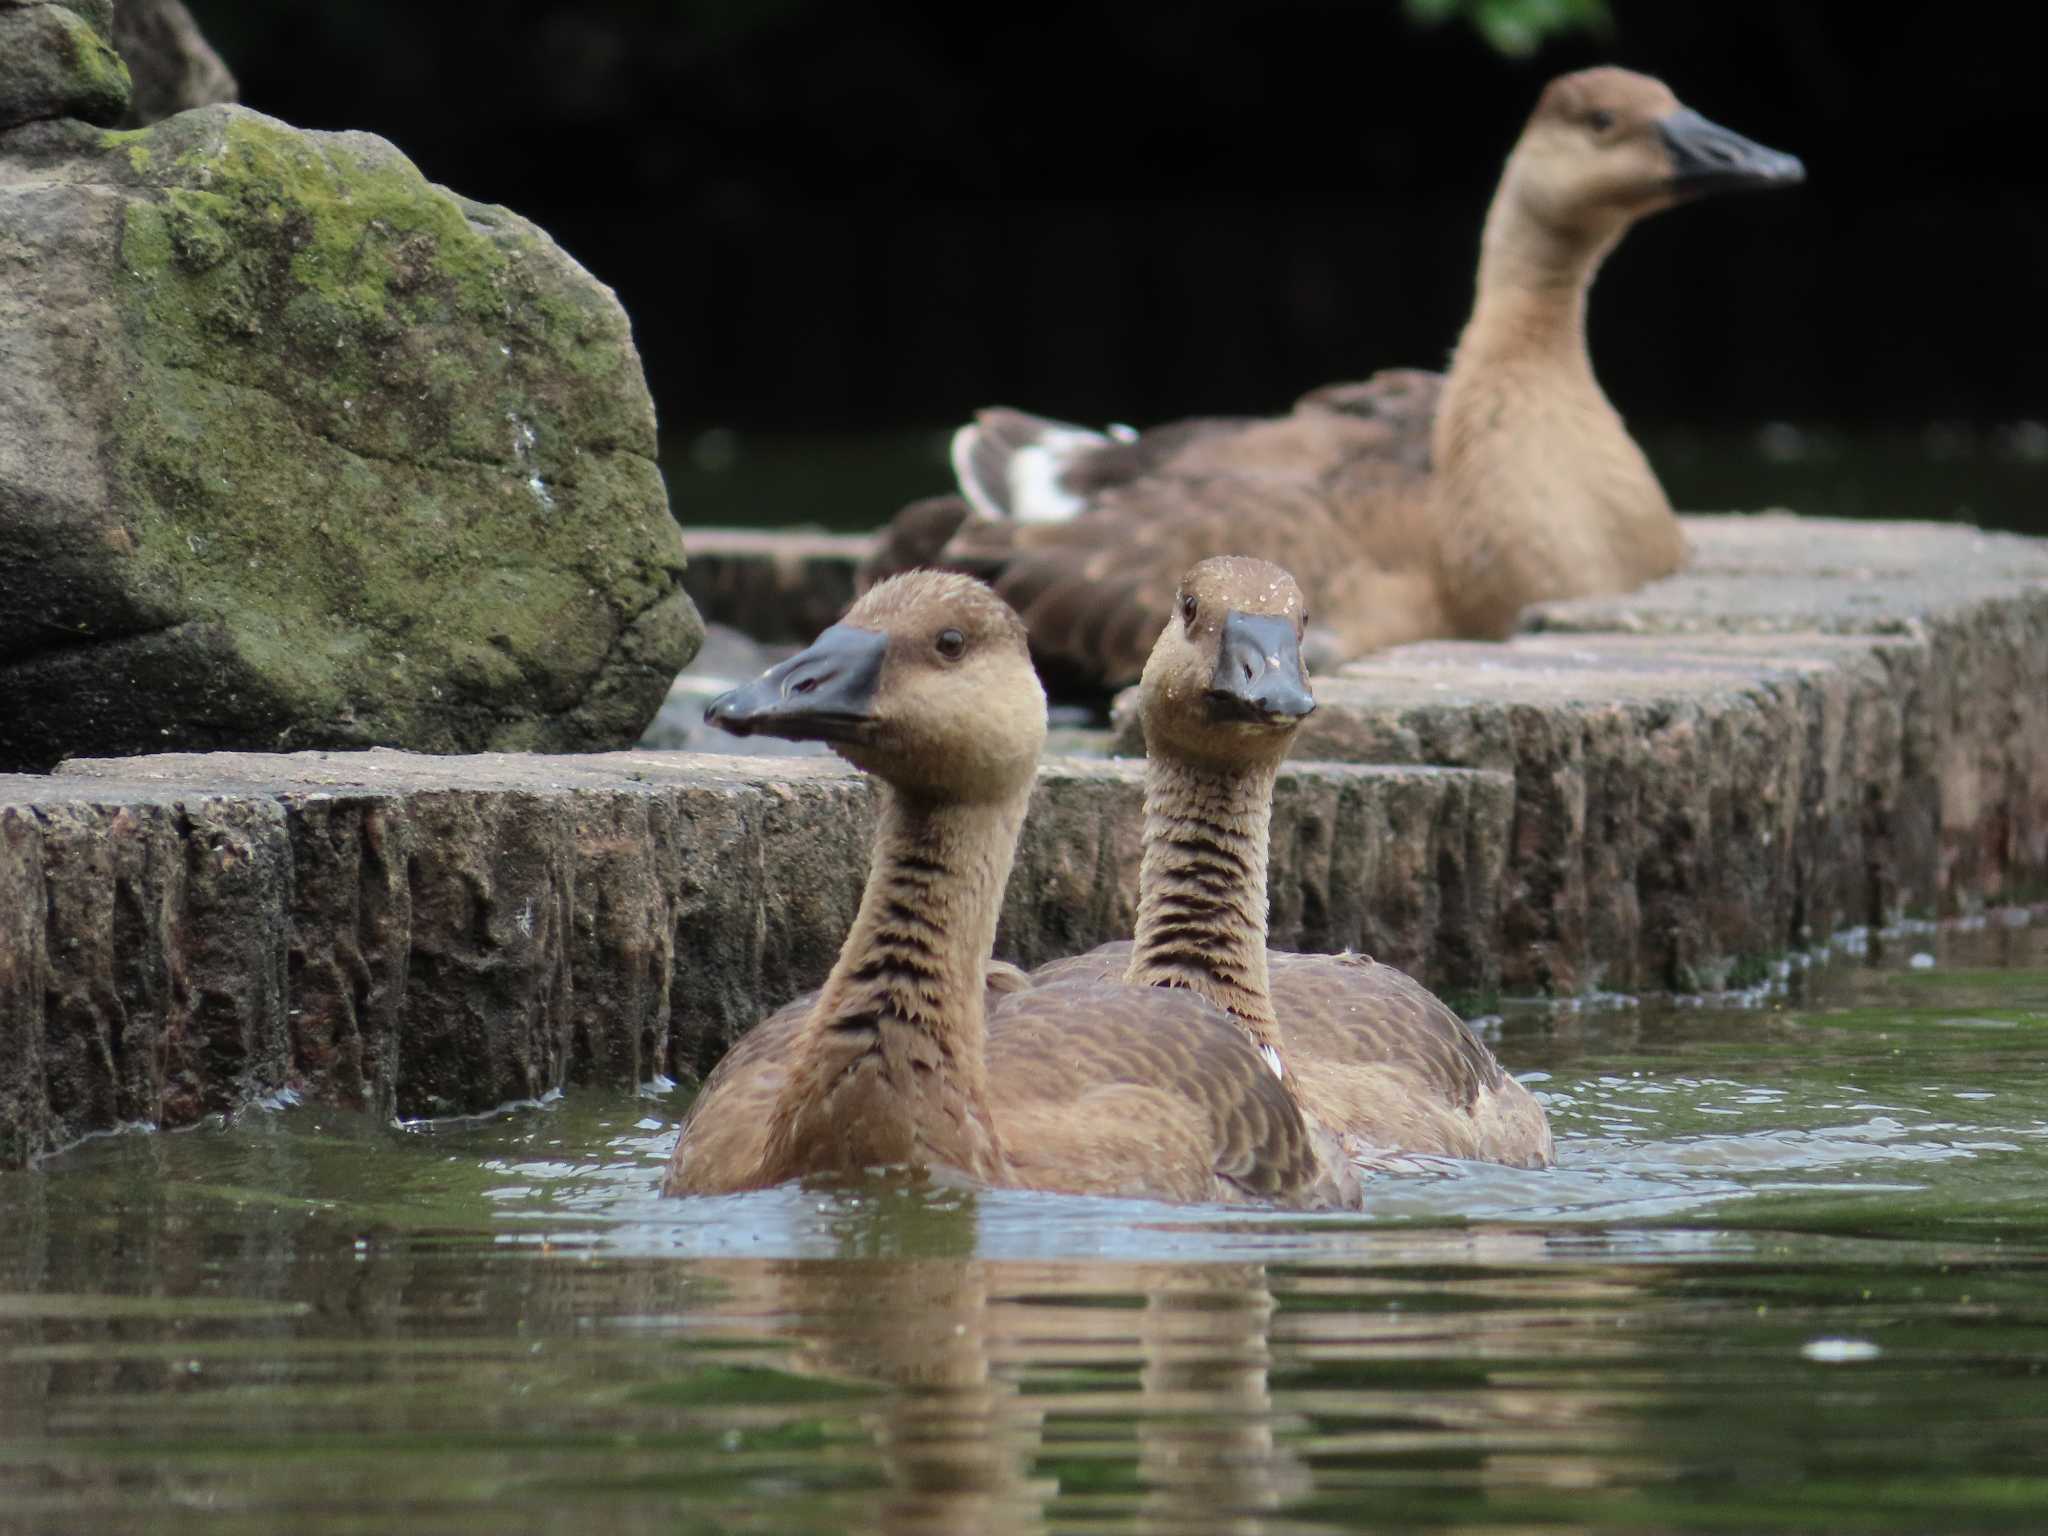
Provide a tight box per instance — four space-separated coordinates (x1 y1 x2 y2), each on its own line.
863 370 1445 689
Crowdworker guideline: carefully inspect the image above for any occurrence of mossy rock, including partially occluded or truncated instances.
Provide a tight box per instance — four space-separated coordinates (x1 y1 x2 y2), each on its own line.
0 105 700 769
0 2 131 129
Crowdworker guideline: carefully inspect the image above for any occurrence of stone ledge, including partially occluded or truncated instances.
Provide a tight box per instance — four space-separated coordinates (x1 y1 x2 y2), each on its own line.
1142 513 2048 995
0 749 1508 1165
675 512 2048 650
679 527 871 643
0 783 290 1171
1287 631 1940 994
1526 513 2048 635
9 512 2045 1164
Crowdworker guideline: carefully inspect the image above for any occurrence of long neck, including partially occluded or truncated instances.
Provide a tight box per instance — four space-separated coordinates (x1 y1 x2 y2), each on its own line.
1431 177 1678 627
770 781 1030 1179
1455 184 1619 378
1124 752 1281 1051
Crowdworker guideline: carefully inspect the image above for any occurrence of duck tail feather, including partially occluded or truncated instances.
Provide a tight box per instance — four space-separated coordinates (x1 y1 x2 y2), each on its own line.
952 407 1112 525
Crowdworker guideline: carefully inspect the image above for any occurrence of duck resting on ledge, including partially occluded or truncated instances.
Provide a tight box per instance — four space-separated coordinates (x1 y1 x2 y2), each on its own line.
663 570 1356 1209
861 67 1805 692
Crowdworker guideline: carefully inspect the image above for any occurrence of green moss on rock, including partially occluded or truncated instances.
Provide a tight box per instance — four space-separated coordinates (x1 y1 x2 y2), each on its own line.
2 103 698 766
66 8 131 104
0 5 132 128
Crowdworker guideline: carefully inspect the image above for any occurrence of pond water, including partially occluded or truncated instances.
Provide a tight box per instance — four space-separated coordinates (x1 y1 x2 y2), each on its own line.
3 918 2046 1534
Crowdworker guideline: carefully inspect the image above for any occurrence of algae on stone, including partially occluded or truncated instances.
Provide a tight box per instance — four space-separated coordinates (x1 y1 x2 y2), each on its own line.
0 2 131 130
0 105 700 769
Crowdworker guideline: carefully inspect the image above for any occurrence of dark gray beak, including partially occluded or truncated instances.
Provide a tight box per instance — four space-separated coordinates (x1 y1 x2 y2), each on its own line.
1657 108 1805 196
704 623 888 743
1206 611 1315 725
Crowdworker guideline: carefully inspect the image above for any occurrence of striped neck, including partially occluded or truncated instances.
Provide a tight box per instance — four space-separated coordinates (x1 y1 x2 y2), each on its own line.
1125 753 1282 1059
772 783 1028 1178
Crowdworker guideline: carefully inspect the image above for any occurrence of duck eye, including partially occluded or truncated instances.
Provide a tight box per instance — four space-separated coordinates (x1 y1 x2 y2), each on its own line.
1180 593 1199 627
935 627 967 660
1587 109 1614 133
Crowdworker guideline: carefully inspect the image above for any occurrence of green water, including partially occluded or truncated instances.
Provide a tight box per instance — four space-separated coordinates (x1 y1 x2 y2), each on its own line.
4 919 2046 1534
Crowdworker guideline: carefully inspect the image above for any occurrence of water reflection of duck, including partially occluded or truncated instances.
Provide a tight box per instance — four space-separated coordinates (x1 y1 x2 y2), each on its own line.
683 1240 1303 1536
862 68 1804 691
674 1219 1621 1533
1028 558 1553 1170
662 571 1349 1207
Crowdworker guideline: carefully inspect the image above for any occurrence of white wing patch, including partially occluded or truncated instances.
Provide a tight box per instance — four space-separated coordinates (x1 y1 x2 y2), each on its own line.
952 419 1111 526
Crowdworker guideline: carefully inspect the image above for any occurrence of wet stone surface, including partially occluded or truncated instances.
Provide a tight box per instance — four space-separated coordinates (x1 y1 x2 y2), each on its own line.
2 749 1509 1163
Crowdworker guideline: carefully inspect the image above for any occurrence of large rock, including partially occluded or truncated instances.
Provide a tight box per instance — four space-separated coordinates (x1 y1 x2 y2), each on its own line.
0 105 700 771
0 748 1510 1162
110 0 235 128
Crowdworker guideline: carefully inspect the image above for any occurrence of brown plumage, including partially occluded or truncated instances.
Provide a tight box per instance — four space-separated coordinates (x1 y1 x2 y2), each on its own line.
662 570 1353 1208
980 975 1354 1206
860 68 1804 689
1027 557 1553 1169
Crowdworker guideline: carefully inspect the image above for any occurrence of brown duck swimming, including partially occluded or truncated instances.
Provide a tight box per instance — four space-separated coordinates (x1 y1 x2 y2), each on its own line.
863 68 1804 690
662 570 1354 1207
1030 557 1553 1168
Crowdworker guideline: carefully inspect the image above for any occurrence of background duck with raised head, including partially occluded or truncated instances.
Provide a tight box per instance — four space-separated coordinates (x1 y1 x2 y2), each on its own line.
1032 556 1554 1169
663 569 1354 1209
862 67 1804 694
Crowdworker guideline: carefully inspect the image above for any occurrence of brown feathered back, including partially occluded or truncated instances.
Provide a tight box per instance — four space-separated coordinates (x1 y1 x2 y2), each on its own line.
915 376 1441 688
1019 941 1552 1169
986 975 1357 1208
1265 952 1553 1167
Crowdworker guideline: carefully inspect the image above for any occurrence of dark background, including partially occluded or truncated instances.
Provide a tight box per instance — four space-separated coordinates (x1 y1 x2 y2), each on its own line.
181 1 2047 532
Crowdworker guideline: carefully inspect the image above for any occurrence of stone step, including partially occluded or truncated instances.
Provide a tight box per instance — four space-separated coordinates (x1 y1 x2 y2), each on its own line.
679 527 871 643
1108 514 2048 993
1298 631 1938 995
0 750 1509 1166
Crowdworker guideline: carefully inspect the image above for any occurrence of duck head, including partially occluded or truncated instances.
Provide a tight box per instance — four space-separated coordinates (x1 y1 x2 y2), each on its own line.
1500 67 1804 240
1137 556 1315 770
706 570 1047 803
